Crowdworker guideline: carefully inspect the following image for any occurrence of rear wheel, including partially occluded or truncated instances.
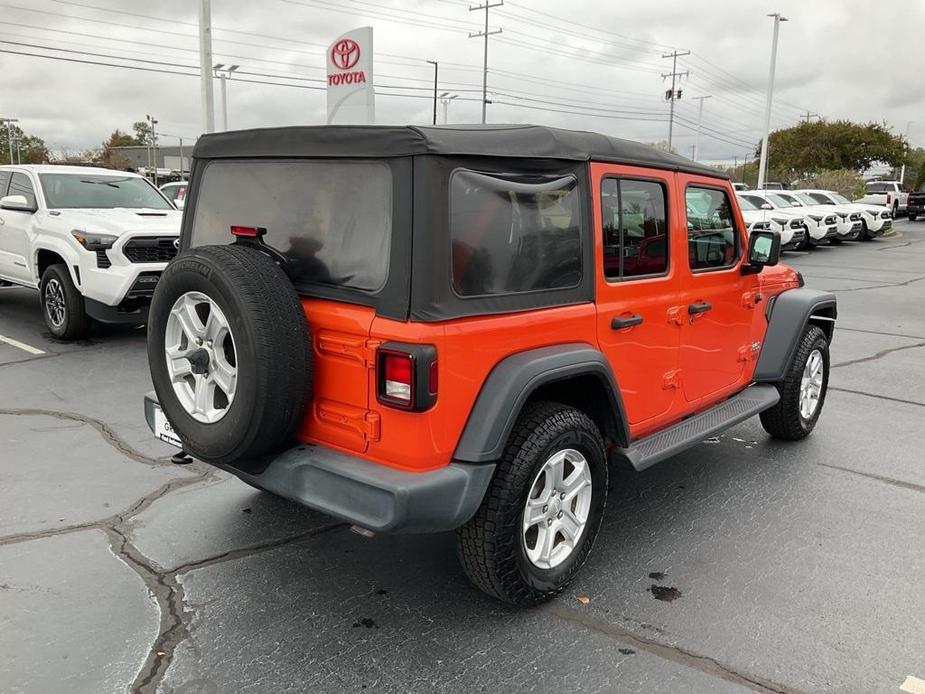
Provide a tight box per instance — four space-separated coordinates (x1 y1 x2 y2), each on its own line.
40 264 90 340
456 402 608 605
760 325 829 440
909 213 918 221
147 244 312 468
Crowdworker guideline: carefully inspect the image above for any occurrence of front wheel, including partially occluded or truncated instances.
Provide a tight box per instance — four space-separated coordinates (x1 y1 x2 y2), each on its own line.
456 402 608 606
40 264 90 340
760 325 829 440
909 213 918 222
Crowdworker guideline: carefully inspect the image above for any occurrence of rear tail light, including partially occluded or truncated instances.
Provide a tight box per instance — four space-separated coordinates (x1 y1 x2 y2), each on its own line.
886 193 891 204
377 343 438 411
383 352 413 402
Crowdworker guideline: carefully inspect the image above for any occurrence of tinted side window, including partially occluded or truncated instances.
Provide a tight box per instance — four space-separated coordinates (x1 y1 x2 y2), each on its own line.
450 170 581 297
0 171 11 197
686 186 739 271
601 178 668 280
9 173 36 207
808 193 830 204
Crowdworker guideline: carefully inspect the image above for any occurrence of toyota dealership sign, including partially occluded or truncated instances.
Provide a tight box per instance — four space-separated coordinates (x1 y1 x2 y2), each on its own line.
326 27 375 125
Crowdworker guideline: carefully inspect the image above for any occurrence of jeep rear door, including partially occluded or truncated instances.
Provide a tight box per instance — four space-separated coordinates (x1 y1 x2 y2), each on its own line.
592 163 680 430
676 177 756 405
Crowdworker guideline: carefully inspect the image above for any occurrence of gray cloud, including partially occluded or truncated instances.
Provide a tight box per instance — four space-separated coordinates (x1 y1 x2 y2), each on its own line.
0 0 921 164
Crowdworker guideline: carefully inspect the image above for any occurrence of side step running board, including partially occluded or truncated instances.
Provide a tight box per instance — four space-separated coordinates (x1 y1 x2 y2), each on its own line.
613 384 780 472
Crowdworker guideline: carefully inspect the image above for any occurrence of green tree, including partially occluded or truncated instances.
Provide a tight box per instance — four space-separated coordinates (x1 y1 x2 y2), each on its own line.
762 120 906 178
132 120 154 146
0 124 48 164
99 129 141 169
793 169 866 199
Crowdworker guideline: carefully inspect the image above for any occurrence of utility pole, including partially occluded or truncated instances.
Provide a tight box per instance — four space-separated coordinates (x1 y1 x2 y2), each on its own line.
199 0 215 134
757 13 788 190
426 60 439 125
1 117 19 165
440 93 458 124
734 155 738 179
661 49 690 151
799 111 818 122
469 1 502 124
213 64 239 131
691 94 712 161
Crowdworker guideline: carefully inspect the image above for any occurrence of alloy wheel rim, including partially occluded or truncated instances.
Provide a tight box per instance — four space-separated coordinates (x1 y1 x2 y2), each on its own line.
44 278 66 328
522 448 593 570
799 348 824 420
164 291 238 424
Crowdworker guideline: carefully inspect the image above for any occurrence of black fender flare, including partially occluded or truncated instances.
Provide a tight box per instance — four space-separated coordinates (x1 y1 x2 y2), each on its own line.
754 288 837 382
453 343 630 463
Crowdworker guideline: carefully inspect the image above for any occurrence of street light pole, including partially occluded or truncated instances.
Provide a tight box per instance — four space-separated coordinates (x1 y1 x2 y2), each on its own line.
757 13 788 189
213 64 239 131
691 95 712 161
426 60 439 125
1 117 20 165
199 0 215 134
900 120 914 186
440 93 458 125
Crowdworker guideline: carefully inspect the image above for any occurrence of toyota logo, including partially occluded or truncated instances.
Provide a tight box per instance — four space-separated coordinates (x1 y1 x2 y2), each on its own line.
173 238 180 250
331 38 361 70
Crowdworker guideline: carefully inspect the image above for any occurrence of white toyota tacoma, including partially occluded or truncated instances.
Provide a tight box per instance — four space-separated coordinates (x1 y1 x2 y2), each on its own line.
735 193 807 250
0 165 181 339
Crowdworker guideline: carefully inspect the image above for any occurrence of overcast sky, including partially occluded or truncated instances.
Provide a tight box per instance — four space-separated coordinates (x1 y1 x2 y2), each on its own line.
0 0 922 163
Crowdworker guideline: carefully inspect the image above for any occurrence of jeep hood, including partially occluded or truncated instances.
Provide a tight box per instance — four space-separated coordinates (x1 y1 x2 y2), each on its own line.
49 208 182 236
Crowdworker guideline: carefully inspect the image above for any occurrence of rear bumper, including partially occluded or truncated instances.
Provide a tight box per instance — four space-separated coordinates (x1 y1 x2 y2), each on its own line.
143 392 494 533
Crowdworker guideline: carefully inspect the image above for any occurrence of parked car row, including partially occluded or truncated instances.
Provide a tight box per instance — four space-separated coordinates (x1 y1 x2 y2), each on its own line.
736 188 892 251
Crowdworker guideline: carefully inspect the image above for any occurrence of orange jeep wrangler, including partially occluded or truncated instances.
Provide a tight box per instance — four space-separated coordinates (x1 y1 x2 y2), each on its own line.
144 125 836 605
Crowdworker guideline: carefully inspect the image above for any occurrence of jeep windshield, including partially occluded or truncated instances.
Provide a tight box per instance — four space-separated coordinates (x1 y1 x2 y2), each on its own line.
39 174 173 210
190 160 392 292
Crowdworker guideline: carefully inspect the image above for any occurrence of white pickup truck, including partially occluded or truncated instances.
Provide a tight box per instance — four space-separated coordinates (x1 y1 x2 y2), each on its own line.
855 180 908 217
0 165 181 339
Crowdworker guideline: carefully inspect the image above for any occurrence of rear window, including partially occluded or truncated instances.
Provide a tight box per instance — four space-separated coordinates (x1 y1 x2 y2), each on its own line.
449 170 581 297
190 160 392 292
866 183 891 194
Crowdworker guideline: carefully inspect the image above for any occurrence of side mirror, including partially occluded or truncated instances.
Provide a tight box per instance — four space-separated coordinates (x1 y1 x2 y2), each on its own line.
760 203 773 210
0 194 36 213
742 230 781 274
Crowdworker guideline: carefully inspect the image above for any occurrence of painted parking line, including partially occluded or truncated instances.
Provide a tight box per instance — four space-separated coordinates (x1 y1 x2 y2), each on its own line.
0 334 45 355
901 675 925 694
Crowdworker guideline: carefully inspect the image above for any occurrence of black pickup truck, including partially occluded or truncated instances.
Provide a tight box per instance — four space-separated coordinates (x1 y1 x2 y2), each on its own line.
908 185 925 221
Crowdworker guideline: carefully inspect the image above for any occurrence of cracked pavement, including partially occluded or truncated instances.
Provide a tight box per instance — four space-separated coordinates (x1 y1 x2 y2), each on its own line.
1 220 924 693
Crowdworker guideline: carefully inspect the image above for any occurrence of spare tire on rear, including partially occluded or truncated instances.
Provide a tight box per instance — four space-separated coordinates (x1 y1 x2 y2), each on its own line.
147 244 312 469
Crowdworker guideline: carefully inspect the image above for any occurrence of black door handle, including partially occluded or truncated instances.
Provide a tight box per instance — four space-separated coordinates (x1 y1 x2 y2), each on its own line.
611 314 644 329
688 301 712 315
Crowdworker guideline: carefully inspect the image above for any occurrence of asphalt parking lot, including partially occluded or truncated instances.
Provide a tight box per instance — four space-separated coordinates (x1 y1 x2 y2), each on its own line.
2 221 924 694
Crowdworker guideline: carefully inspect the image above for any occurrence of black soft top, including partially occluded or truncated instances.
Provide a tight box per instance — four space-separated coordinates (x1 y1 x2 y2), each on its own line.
192 124 725 179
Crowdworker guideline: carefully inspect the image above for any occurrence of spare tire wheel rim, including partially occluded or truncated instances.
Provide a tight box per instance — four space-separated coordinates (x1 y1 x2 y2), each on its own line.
522 448 593 570
165 291 238 424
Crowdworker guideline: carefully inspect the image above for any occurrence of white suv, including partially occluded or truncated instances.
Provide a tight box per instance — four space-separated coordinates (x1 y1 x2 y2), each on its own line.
0 165 181 339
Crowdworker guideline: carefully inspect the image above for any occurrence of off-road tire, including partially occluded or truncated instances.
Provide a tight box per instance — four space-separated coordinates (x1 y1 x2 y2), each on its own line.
40 264 90 340
147 244 312 469
760 325 829 440
456 401 608 606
